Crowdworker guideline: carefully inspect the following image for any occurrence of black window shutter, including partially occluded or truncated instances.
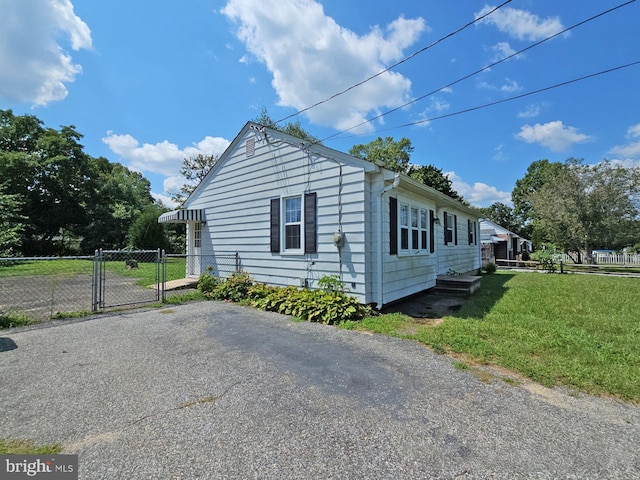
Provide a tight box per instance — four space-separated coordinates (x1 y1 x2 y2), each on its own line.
304 192 317 254
270 198 280 253
454 214 458 245
389 197 398 255
443 211 449 245
468 219 472 245
429 210 435 253
474 221 478 245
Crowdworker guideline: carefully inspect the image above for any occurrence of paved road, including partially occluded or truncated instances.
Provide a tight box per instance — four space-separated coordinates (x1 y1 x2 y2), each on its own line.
1 301 638 479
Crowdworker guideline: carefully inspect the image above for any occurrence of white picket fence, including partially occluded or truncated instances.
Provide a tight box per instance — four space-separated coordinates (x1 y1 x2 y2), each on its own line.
558 253 640 265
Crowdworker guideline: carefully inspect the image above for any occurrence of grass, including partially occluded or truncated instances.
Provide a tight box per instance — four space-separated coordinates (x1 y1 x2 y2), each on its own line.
341 271 640 402
0 257 187 287
0 438 62 454
0 312 38 329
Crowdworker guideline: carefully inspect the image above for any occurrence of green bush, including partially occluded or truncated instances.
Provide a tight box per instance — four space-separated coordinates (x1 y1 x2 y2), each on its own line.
482 262 497 274
197 271 371 324
197 274 219 295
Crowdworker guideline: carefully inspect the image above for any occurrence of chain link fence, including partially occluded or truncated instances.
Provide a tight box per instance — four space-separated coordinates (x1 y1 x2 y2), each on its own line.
0 251 240 322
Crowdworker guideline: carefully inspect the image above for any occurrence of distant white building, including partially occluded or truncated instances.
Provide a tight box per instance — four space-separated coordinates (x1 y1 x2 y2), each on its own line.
480 219 531 265
160 122 481 307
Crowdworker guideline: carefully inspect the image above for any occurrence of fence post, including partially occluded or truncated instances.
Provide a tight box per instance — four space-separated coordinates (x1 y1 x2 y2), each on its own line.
235 252 240 272
560 261 564 274
161 249 166 303
92 249 99 312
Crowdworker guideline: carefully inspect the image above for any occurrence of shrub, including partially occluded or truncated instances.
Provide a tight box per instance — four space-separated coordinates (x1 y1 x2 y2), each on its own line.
199 270 372 324
317 274 348 292
197 274 219 295
482 262 497 274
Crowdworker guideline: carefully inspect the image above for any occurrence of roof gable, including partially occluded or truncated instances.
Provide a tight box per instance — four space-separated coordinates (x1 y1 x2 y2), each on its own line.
183 122 378 207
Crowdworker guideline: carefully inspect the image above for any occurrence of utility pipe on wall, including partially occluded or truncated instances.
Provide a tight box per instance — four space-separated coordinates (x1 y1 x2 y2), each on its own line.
376 173 400 309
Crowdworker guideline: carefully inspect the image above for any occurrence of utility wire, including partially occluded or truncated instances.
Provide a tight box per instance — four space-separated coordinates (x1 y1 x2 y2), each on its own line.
274 0 513 125
322 0 637 142
331 60 640 138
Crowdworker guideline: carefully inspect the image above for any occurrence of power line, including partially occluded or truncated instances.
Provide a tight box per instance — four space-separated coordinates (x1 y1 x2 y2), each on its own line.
274 0 513 125
322 0 637 142
330 60 640 139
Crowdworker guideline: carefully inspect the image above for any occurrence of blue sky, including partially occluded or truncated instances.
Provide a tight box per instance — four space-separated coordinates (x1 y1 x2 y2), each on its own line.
1 0 639 208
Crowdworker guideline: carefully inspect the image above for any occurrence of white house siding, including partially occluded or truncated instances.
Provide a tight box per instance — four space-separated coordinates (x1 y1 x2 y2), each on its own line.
435 207 481 276
381 187 440 305
185 127 371 303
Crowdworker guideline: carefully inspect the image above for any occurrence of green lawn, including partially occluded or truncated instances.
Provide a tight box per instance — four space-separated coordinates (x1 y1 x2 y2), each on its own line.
342 271 640 402
0 257 187 286
0 438 61 454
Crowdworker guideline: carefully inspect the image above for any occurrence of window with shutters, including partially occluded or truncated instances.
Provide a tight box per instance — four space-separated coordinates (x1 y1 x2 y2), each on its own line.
270 193 317 255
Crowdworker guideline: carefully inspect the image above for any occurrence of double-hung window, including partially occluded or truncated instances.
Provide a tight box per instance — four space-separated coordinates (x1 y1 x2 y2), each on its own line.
284 196 302 251
270 193 317 255
399 201 429 254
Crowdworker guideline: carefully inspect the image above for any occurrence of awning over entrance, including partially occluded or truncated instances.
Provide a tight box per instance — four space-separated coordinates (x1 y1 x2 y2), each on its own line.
158 209 204 224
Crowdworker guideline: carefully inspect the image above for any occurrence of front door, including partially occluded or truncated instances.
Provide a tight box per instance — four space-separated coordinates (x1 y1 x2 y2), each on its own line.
187 221 202 277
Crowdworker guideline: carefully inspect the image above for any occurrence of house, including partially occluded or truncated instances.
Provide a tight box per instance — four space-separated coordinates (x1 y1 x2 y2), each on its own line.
480 218 531 265
159 122 481 308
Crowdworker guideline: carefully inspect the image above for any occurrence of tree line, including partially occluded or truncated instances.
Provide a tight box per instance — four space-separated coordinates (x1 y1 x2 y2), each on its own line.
480 159 640 257
0 109 183 256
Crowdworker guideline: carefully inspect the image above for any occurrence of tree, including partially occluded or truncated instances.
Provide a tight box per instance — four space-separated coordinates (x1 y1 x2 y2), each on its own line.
528 159 640 257
127 205 171 251
81 158 155 251
349 136 463 201
252 107 321 143
171 153 218 205
407 164 464 202
479 202 528 237
512 159 564 222
0 183 24 256
349 136 413 173
0 109 157 254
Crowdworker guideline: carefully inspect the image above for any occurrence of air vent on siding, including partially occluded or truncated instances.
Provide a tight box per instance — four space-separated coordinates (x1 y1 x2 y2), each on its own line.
246 138 255 157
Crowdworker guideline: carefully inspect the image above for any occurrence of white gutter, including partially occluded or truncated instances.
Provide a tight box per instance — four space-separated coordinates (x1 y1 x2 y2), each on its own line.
376 173 400 309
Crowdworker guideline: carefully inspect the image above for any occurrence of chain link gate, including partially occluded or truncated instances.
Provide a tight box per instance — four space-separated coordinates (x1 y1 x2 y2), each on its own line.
92 249 162 311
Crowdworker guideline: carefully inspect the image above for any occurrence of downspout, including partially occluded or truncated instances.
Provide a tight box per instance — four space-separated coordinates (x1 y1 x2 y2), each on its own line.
377 173 400 309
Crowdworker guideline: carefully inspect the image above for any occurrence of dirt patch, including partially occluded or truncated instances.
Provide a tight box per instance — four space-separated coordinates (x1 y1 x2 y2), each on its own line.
382 291 466 320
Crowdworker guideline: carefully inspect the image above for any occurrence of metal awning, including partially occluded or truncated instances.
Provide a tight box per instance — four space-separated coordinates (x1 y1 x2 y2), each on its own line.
481 235 507 244
158 209 204 224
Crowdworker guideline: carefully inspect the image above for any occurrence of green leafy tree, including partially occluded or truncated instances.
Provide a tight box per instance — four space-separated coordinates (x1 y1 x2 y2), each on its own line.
512 159 565 222
349 136 463 201
252 107 321 144
528 159 640 256
171 153 218 205
0 184 24 256
0 109 157 254
480 202 529 238
127 205 171 251
81 158 155 251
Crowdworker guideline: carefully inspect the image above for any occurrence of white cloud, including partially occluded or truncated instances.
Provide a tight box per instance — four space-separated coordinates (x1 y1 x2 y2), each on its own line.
516 121 592 152
492 144 508 162
491 41 522 61
0 0 92 106
475 5 565 41
627 124 640 139
221 0 427 133
446 171 511 207
500 78 522 93
517 104 541 118
608 123 640 159
152 192 179 209
477 77 522 93
102 132 231 197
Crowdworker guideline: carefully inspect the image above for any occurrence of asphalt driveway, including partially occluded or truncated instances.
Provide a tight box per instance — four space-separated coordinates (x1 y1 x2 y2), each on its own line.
0 301 638 479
